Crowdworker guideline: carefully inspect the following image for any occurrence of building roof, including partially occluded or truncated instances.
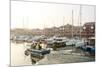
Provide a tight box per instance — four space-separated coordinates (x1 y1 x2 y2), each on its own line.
84 22 95 26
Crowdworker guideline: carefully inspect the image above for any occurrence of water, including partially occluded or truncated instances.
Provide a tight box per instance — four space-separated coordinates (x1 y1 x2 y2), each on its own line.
11 42 32 66
11 42 95 66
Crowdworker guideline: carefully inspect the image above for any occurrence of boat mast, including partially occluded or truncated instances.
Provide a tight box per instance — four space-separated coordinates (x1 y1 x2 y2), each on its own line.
23 17 25 46
63 16 65 37
53 19 55 36
71 10 74 38
44 20 46 36
23 17 24 29
79 5 82 39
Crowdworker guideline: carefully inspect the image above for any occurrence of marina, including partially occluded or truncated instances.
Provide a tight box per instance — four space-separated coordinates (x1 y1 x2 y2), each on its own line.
11 40 95 66
11 0 95 66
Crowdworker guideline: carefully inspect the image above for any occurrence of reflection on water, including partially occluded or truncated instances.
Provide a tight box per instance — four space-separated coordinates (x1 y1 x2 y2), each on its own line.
11 42 95 66
11 42 46 66
11 42 30 66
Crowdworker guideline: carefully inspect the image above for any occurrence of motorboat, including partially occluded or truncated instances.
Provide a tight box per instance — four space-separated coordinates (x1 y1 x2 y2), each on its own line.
75 41 85 48
46 36 68 48
25 48 50 57
66 38 82 46
24 41 50 58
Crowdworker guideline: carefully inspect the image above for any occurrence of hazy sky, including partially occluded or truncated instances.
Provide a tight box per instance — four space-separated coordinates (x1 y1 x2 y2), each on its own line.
11 0 95 29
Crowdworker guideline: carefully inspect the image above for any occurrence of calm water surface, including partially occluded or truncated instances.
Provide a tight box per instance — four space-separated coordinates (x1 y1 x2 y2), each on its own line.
11 42 95 66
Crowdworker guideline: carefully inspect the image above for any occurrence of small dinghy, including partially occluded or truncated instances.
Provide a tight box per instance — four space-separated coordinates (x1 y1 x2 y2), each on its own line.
24 48 50 57
24 40 50 58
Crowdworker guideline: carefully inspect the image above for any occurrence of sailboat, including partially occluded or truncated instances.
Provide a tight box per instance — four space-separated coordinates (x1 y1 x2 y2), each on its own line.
45 16 68 49
65 10 77 46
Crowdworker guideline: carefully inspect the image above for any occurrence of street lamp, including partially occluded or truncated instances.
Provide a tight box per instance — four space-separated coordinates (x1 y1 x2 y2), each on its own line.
91 26 94 29
83 26 86 30
83 26 88 41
